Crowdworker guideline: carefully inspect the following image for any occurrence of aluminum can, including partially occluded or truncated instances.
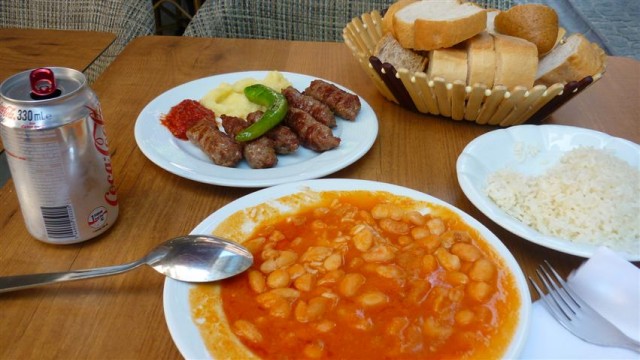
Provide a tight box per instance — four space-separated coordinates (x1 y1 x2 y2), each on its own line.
0 67 118 244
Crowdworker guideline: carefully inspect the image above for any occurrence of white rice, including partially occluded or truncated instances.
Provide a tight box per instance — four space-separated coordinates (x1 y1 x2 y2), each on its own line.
485 147 640 256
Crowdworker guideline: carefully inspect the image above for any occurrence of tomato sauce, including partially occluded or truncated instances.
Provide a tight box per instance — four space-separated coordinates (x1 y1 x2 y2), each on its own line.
161 99 216 139
212 192 521 359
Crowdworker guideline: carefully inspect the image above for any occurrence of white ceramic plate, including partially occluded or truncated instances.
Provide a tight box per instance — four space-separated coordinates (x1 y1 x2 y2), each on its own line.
457 124 640 261
134 71 378 187
163 179 531 360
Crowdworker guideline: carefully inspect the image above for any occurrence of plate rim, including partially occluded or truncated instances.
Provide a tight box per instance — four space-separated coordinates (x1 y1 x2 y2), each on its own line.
456 124 640 261
163 178 532 360
134 71 378 187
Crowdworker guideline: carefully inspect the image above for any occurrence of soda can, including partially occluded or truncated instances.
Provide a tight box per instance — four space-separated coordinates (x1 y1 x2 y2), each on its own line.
0 67 118 244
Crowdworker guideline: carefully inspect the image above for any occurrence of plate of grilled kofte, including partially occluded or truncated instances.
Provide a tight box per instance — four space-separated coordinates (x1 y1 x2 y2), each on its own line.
134 71 378 187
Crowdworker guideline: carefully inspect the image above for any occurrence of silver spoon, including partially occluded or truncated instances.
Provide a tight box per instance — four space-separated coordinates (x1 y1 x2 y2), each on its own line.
0 235 253 293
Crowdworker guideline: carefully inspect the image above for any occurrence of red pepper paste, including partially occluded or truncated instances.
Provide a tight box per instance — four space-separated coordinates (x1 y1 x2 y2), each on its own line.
161 99 216 140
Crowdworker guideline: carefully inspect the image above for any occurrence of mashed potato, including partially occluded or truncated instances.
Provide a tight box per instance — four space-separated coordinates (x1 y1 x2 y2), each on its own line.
200 71 292 118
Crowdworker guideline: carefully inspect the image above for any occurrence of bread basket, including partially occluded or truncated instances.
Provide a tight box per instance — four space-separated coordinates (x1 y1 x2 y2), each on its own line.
343 10 606 126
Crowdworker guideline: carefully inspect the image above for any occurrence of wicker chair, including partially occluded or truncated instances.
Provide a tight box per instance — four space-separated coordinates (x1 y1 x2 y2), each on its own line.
183 0 516 41
0 0 155 83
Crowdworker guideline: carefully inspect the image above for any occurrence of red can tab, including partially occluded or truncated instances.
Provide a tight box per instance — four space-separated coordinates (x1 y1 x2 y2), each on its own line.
30 68 57 96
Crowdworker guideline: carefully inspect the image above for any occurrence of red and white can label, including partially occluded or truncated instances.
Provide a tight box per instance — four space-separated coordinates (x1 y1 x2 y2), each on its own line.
87 206 108 230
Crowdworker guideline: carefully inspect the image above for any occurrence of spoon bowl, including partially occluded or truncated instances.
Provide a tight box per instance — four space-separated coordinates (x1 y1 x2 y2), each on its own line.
147 235 253 282
0 235 253 293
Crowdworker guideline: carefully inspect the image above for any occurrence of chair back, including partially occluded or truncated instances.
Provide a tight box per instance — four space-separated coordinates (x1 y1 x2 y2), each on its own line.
0 0 155 82
183 0 516 41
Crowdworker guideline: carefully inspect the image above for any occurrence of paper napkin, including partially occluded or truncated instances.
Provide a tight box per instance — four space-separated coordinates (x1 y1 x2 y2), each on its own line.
520 247 640 359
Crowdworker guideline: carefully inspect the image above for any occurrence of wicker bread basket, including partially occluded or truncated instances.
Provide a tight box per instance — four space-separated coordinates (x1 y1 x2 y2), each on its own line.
343 10 606 126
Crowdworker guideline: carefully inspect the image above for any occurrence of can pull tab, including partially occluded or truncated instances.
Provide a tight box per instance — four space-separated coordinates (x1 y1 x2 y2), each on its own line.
30 68 58 97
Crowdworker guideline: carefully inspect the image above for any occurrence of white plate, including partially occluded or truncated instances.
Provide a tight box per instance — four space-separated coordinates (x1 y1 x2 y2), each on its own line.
457 124 640 261
134 71 378 187
163 179 531 360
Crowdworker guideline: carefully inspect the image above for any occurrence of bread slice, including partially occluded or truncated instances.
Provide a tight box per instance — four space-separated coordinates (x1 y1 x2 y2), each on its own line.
493 34 538 89
374 33 428 72
494 4 559 56
535 33 605 86
393 0 460 49
485 9 500 34
382 0 417 37
466 32 495 87
394 0 487 51
427 44 468 83
553 27 566 48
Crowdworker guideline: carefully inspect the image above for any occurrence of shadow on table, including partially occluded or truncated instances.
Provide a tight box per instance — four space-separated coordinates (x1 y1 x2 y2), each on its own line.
0 151 8 187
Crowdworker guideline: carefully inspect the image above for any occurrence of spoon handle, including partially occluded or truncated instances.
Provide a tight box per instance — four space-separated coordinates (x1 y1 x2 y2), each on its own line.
0 260 144 293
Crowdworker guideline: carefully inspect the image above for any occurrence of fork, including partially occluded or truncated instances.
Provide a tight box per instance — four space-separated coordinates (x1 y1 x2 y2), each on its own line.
529 261 640 353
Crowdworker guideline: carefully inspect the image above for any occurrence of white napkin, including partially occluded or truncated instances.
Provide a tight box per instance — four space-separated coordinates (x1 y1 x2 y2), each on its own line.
520 247 640 359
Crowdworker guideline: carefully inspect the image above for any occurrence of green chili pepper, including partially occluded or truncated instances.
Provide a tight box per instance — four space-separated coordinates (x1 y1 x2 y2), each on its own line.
235 84 288 142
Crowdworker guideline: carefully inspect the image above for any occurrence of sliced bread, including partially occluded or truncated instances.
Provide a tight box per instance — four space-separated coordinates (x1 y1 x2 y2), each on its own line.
535 33 605 86
382 0 417 37
374 33 428 72
394 0 487 51
466 32 495 87
556 27 567 47
493 33 538 89
427 44 468 83
494 4 559 56
485 9 500 34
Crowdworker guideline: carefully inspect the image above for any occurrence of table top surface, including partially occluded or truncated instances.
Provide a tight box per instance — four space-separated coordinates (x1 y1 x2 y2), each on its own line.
0 28 116 153
0 35 638 359
0 28 116 83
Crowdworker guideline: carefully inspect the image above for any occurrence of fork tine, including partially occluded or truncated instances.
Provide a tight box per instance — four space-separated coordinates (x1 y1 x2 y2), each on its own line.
544 260 588 309
534 267 574 321
529 270 571 322
528 275 559 316
538 263 579 317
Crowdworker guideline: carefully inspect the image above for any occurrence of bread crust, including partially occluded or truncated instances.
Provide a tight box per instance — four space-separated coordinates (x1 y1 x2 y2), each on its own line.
414 7 487 51
427 45 468 83
382 0 417 37
494 4 558 56
485 9 500 34
493 34 538 89
466 32 495 87
536 34 605 86
374 33 428 72
393 0 486 51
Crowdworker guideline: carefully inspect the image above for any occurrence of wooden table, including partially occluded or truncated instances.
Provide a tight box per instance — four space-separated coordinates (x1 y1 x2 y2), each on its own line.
0 36 638 359
0 28 116 153
0 28 116 83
